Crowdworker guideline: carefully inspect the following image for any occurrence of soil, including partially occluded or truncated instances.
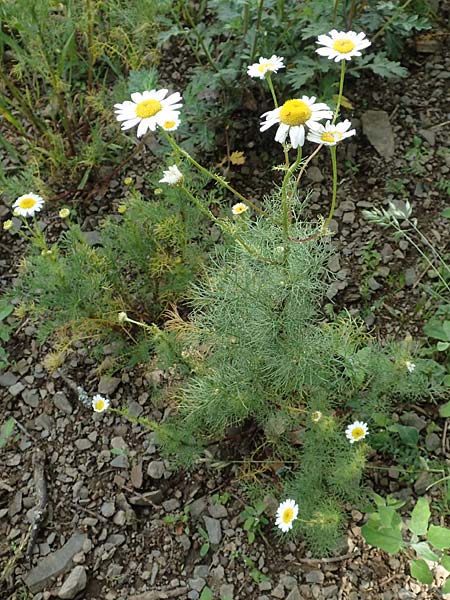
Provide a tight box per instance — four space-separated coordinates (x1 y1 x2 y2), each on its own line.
1 15 450 600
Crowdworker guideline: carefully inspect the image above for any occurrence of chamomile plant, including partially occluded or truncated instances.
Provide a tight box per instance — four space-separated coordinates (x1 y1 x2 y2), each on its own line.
111 36 435 555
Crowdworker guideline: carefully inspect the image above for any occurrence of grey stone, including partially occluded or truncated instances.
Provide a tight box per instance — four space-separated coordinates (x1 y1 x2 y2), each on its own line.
425 432 440 451
147 461 165 479
128 593 169 600
110 455 129 469
24 533 87 592
193 565 209 579
306 166 324 183
98 376 120 395
58 566 87 599
220 583 234 599
111 436 128 450
323 585 339 597
361 110 395 159
280 575 297 590
8 382 25 396
105 534 125 546
53 392 72 415
414 471 434 495
400 412 427 431
259 580 272 591
22 388 39 407
188 577 205 592
404 267 417 287
162 498 179 512
271 583 285 598
286 587 302 600
327 255 340 273
101 502 115 518
34 414 54 431
75 439 92 451
0 372 18 387
305 570 324 584
203 516 222 545
128 401 143 417
189 497 207 518
208 503 227 518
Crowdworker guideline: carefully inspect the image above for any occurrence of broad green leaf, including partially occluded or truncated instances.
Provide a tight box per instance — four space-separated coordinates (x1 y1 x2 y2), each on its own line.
410 559 433 584
411 542 439 562
0 301 14 321
442 578 450 593
389 423 419 446
424 321 450 342
409 498 430 536
0 417 15 449
362 520 404 554
378 506 396 527
441 401 450 418
437 342 450 352
442 208 450 219
429 525 450 551
199 587 213 600
441 555 450 572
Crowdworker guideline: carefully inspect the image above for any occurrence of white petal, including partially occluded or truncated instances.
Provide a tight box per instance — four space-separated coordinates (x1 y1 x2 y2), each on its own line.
154 88 169 100
289 125 304 148
136 119 150 137
316 47 334 57
317 34 333 46
131 92 143 104
120 117 141 130
274 122 289 143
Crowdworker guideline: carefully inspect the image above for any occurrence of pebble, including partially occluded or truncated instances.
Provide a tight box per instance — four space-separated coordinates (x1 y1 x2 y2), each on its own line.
101 502 115 518
9 382 25 396
305 570 324 584
203 516 222 545
53 392 73 414
98 375 120 395
58 566 87 599
425 432 440 451
147 461 165 479
286 587 302 600
188 577 205 592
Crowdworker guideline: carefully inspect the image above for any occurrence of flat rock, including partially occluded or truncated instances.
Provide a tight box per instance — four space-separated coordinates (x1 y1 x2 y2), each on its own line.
22 388 39 407
361 110 395 159
0 372 18 387
58 566 87 599
203 516 222 545
98 376 120 395
9 382 25 396
129 593 168 600
24 533 87 593
286 587 302 600
147 461 165 479
53 392 73 415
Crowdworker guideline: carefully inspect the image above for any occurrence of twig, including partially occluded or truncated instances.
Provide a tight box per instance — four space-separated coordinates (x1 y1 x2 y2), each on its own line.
70 502 107 523
25 448 48 562
0 525 32 585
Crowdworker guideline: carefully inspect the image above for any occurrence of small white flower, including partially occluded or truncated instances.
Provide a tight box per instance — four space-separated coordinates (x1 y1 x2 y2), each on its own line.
114 89 182 138
59 208 70 219
405 361 416 373
92 394 110 413
159 165 183 186
275 499 299 532
3 220 13 231
232 202 249 215
311 411 322 423
260 97 333 149
118 311 128 324
307 119 356 146
13 193 45 217
316 30 371 62
247 55 285 79
345 421 368 444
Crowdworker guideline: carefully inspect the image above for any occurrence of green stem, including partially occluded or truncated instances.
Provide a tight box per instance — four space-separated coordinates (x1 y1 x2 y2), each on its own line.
333 60 346 124
162 131 277 223
281 146 302 259
250 0 265 62
265 73 278 108
181 1 219 73
399 229 450 294
408 220 450 278
181 185 280 266
325 146 338 225
86 0 95 91
372 0 412 43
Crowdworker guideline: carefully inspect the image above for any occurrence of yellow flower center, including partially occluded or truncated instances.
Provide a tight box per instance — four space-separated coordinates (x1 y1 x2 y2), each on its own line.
282 508 294 523
95 399 105 411
258 62 273 73
163 120 176 129
280 99 312 126
321 133 336 143
333 38 355 54
351 427 364 440
135 99 162 119
233 204 247 214
19 197 37 209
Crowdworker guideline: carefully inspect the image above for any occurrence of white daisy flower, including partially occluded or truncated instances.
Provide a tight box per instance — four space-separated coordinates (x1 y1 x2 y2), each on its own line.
159 165 183 186
13 193 45 217
311 410 322 423
260 97 333 149
316 30 371 62
114 89 182 138
92 394 110 413
405 361 416 373
247 55 285 79
275 499 299 533
307 119 356 146
345 421 368 444
118 311 128 324
232 202 249 215
161 117 180 131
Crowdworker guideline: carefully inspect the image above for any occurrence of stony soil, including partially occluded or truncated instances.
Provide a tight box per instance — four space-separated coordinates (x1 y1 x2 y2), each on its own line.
1 19 450 600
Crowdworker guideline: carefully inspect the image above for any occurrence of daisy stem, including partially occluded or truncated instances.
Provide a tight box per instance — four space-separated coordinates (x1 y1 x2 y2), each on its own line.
163 132 277 223
250 0 265 62
325 145 338 226
180 185 281 266
333 61 346 124
265 74 278 108
281 147 302 253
